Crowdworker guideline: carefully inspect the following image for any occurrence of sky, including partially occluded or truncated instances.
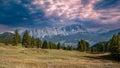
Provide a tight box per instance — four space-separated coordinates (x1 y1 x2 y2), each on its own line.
0 0 120 32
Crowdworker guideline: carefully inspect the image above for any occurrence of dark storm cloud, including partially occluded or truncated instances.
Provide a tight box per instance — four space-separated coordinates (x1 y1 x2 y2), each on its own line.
0 0 50 28
0 0 32 27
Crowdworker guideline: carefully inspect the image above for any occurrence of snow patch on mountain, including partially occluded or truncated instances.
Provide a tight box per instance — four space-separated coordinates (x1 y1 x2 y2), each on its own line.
18 24 88 39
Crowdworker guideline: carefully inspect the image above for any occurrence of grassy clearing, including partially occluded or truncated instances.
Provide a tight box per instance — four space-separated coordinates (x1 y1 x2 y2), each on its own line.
0 43 119 68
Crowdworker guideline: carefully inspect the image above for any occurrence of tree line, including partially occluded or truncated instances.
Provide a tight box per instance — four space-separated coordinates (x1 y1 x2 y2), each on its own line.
2 30 75 51
91 33 120 60
0 30 120 60
14 30 90 51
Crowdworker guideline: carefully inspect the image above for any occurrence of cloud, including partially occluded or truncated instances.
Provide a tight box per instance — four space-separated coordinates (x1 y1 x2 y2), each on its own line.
0 0 119 32
0 24 14 33
97 9 120 24
31 0 120 25
32 0 100 20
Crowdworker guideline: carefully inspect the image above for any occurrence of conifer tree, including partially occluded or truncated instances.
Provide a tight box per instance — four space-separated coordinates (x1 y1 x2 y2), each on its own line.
67 45 73 50
30 36 35 48
86 42 90 51
52 43 57 49
77 40 90 52
36 38 42 48
49 42 52 49
63 46 67 50
42 40 49 49
13 29 21 45
57 42 61 49
108 33 120 60
91 42 109 53
48 42 56 49
22 31 31 48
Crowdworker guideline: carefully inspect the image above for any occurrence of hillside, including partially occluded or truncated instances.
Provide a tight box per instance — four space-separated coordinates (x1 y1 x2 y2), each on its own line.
0 32 14 40
0 43 119 68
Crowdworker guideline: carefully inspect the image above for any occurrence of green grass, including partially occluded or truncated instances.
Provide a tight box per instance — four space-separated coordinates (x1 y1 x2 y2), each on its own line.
0 43 119 68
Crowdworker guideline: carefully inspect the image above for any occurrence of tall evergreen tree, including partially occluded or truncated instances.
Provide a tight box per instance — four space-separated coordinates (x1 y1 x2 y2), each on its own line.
30 36 35 48
30 36 42 48
36 38 42 48
108 33 120 60
48 42 56 49
77 40 90 52
22 31 31 48
67 45 73 50
13 29 21 45
77 41 82 51
109 34 118 54
63 46 67 50
57 42 61 49
42 40 49 49
91 42 108 53
52 43 57 49
86 42 90 51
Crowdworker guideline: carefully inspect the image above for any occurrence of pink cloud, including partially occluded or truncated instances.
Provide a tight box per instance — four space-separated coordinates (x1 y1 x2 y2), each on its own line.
31 0 120 25
97 9 120 24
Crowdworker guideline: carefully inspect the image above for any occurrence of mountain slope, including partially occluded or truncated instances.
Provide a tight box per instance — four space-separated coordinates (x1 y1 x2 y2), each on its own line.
43 32 108 46
18 24 88 38
101 28 120 37
41 28 120 45
18 24 120 46
0 32 14 40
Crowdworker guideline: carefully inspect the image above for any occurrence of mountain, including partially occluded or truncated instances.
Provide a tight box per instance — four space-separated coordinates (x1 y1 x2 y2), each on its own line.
0 32 14 40
18 24 120 46
43 32 108 46
42 28 120 46
18 24 88 38
101 28 120 37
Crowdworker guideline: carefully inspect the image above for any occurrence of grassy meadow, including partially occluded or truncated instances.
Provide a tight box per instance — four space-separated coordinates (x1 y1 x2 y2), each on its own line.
0 43 119 68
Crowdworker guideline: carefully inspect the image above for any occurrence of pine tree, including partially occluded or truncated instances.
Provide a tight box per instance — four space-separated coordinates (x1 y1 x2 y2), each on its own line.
67 45 73 51
13 29 21 45
77 41 82 51
109 33 120 60
69 45 73 50
77 40 90 52
52 43 57 49
36 38 42 48
30 36 35 48
42 40 49 49
109 34 118 54
22 31 31 48
91 42 109 53
57 42 61 49
63 46 67 50
86 42 90 51
48 42 56 49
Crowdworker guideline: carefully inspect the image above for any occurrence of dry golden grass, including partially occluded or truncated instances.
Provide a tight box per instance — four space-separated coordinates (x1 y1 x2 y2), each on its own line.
0 43 119 68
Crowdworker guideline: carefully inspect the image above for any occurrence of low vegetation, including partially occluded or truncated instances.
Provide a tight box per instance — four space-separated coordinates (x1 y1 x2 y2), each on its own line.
0 43 119 68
